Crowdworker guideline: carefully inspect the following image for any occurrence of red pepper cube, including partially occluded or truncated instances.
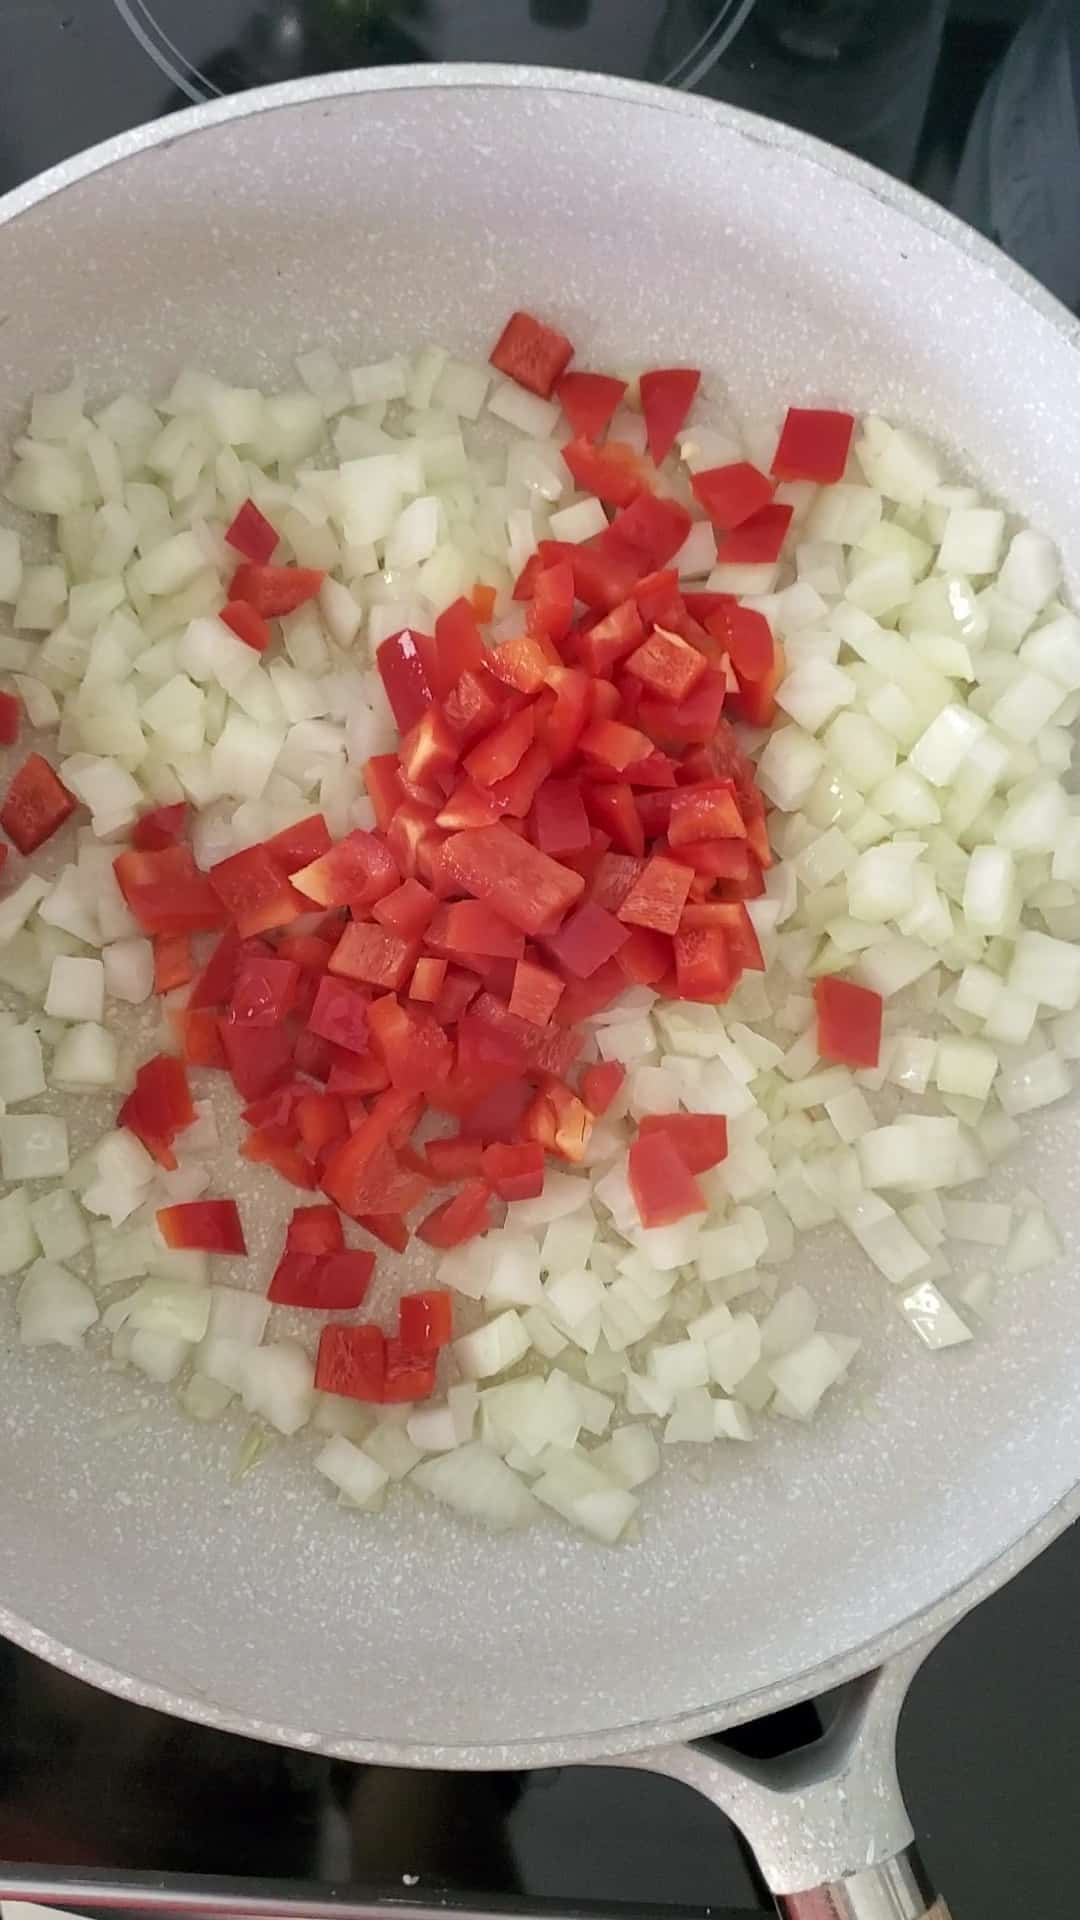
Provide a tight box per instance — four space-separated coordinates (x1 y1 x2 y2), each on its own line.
716 503 794 565
224 497 279 565
373 878 436 940
439 823 585 937
680 900 764 972
229 954 301 1024
133 801 187 851
561 437 646 509
220 1021 297 1100
367 994 454 1093
672 925 739 1003
603 492 693 571
295 1092 349 1158
0 691 21 748
286 1205 345 1256
667 781 747 847
464 704 536 789
157 1199 247 1254
555 369 626 441
628 1130 706 1229
772 407 855 485
615 925 672 987
616 855 693 937
292 829 399 911
578 718 653 774
426 1135 486 1180
429 597 486 694
409 954 448 1003
315 1324 386 1402
691 462 775 531
188 926 241 1008
241 1130 318 1190
575 598 645 678
229 563 324 616
521 1081 592 1164
508 956 564 1027
171 1007 228 1069
376 629 435 733
364 753 407 833
1 753 77 855
262 813 333 874
481 1141 546 1202
321 1132 431 1221
815 975 883 1069
637 1112 728 1173
328 921 418 993
307 974 371 1055
359 1212 409 1253
382 1339 438 1404
526 562 575 645
489 309 574 398
531 778 590 858
639 367 701 464
584 782 645 858
118 1053 196 1169
580 1061 625 1116
543 900 629 980
399 706 460 789
708 604 775 683
398 1289 454 1355
417 1178 494 1249
487 742 552 819
152 932 194 995
269 1248 375 1310
209 845 305 938
220 601 271 652
114 846 227 938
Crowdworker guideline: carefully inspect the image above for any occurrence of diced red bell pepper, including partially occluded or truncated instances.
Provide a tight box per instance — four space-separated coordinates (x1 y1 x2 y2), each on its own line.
584 782 645 858
579 718 653 774
224 497 279 565
590 852 646 913
629 1129 706 1228
672 924 738 1002
543 900 628 980
508 955 564 1027
481 1140 546 1201
186 927 239 1010
575 599 645 678
430 596 486 693
489 309 573 397
624 627 707 703
153 932 194 995
377 629 435 732
373 878 436 940
409 954 448 1002
772 406 855 484
291 829 399 910
382 1338 438 1404
220 600 271 652
487 742 551 818
539 538 642 614
277 932 336 976
229 563 324 616
172 1007 228 1069
580 1060 625 1116
243 1084 306 1130
432 963 481 1027
315 1323 386 1402
426 1134 486 1180
133 802 187 851
268 1248 374 1310
727 637 786 728
488 635 556 697
667 781 746 847
435 779 504 831
534 667 589 772
708 603 775 682
364 754 406 834
262 813 333 875
241 1129 318 1189
616 854 693 935
228 954 300 1024
358 1212 409 1253
208 845 304 938
399 706 460 789
464 704 536 788
638 670 727 749
471 581 497 623
0 691 21 748
521 1079 592 1163
691 462 774 530
387 801 444 882
815 974 882 1069
614 925 672 985
604 492 692 571
681 901 764 971
639 367 700 464
398 1289 454 1354
622 748 677 789
326 1048 388 1096
417 1178 494 1248
328 922 418 994
530 777 590 858
443 664 508 747
440 823 584 936
306 974 370 1055
527 561 575 646
716 503 793 564
114 846 227 937
633 566 683 626
286 1204 344 1256
638 1112 728 1173
1 753 77 855
117 1053 196 1170
555 369 626 440
157 1198 246 1254
220 1021 296 1100
669 840 751 881
427 898 525 961
295 1091 349 1157
367 993 454 1093
561 437 646 508
513 553 545 602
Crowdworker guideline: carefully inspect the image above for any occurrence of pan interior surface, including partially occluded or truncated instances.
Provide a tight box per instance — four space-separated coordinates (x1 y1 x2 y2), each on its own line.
0 71 1077 1766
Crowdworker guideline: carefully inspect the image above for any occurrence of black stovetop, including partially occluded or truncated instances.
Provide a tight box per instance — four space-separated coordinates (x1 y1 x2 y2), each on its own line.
1 4 1078 1916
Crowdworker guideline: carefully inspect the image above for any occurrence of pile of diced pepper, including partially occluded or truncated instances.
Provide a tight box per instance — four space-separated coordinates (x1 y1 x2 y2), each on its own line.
0 309 880 1409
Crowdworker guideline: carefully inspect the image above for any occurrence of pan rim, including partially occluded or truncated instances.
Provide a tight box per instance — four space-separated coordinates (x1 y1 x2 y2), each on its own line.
0 60 1077 1769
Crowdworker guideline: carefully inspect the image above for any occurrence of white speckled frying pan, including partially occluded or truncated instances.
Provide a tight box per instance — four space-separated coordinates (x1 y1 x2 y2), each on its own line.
1 66 1078 1920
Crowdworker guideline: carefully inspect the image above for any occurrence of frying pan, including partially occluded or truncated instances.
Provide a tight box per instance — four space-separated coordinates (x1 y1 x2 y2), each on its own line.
0 65 1078 1920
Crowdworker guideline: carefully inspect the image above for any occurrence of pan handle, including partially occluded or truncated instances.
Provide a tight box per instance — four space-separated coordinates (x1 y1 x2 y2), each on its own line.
608 1639 951 1919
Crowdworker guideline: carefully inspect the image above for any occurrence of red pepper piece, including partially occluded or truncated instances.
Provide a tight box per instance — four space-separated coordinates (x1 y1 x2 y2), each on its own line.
416 1178 494 1248
580 1061 625 1116
526 562 575 645
295 1091 349 1157
373 878 436 940
578 718 653 774
815 975 883 1069
114 846 229 937
530 778 590 858
358 1212 409 1253
0 691 21 747
538 537 641 614
429 596 486 694
464 704 536 789
772 407 855 484
555 369 626 440
716 503 793 565
208 845 304 938
364 753 407 834
488 635 557 697
398 1289 454 1354
262 813 333 875
543 900 629 980
376 629 435 732
241 1130 318 1190
219 1021 296 1100
624 627 708 704
268 1249 375 1310
614 925 672 986
171 1007 228 1069
489 309 573 397
0 753 76 855
426 1135 487 1180
224 497 279 564
708 604 775 682
680 900 764 972
157 1199 246 1254
638 670 727 749
426 899 525 963
367 993 454 1092
153 932 194 995
229 564 323 616
638 1113 728 1174
291 830 399 910
616 854 693 935
481 1140 546 1201
117 1053 195 1170
521 1079 592 1163
306 975 370 1055
672 924 739 1003
575 599 645 678
691 462 774 530
439 823 584 936
286 1205 344 1256
639 368 700 464
328 922 418 993
229 954 300 1024
133 802 187 851
629 1129 706 1228
603 493 692 571
382 1339 437 1404
583 782 645 858
667 781 746 847
508 955 564 1027
220 600 271 652
561 437 647 508
187 927 241 1009
315 1324 386 1402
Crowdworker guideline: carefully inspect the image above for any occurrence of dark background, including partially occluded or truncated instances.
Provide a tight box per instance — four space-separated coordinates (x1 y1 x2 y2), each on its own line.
0 2 1077 1914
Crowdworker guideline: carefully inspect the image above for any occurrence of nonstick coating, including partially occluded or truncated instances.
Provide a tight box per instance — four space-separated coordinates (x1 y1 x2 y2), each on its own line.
0 68 1077 1769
